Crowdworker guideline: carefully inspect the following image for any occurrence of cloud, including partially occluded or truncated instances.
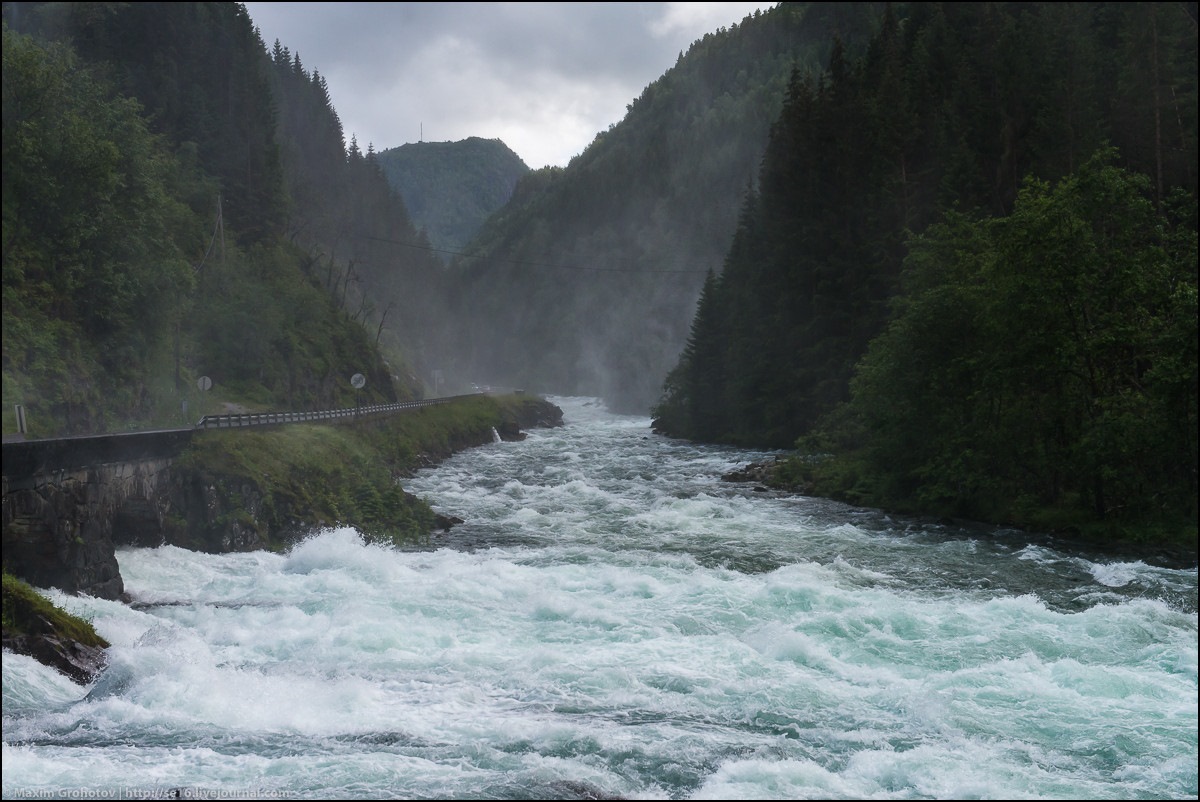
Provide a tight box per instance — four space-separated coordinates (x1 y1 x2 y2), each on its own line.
246 2 773 168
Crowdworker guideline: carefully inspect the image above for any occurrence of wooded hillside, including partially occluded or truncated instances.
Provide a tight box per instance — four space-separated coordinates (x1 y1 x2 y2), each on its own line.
374 137 529 259
652 2 1197 545
2 3 446 436
427 3 887 412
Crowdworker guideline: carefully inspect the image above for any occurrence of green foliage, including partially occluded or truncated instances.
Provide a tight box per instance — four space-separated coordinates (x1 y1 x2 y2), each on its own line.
846 152 1196 542
12 2 289 245
265 46 449 395
2 6 435 437
2 571 109 648
3 23 201 434
653 4 1197 549
656 1 1197 449
174 394 546 546
186 241 400 413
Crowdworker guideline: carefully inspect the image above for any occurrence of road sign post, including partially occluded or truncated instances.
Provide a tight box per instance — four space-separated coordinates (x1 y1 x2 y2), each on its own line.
195 376 212 422
351 373 366 419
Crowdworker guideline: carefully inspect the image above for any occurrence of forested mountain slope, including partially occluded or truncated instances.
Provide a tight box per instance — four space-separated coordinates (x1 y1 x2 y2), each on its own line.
430 3 885 412
375 138 530 260
2 3 467 437
653 2 1197 545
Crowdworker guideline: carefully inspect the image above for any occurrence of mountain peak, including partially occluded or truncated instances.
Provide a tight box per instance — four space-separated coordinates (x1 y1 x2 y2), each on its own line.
375 139 529 258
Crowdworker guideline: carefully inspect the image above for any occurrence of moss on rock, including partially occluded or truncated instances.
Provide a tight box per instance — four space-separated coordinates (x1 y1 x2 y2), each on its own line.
2 571 109 684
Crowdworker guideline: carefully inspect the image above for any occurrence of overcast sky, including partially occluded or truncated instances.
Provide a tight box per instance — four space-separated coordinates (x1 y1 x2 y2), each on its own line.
244 2 774 169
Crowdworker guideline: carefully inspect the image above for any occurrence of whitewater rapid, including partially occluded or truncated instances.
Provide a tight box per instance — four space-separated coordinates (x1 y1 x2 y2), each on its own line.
3 397 1196 800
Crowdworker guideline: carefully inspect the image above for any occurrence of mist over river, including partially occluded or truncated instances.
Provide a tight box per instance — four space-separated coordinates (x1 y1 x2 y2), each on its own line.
3 397 1196 800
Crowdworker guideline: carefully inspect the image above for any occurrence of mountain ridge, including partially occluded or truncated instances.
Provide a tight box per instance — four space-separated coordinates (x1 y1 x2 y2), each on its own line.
375 137 530 260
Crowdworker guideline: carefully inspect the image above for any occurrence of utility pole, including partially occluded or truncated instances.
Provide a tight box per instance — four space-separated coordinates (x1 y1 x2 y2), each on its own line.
217 194 225 264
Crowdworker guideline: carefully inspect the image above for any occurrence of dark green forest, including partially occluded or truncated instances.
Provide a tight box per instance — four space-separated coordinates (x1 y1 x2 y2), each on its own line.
652 3 1197 545
3 2 453 437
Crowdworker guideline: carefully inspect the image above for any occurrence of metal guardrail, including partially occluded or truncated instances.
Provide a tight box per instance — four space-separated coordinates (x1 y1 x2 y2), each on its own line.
193 393 481 430
1 394 492 482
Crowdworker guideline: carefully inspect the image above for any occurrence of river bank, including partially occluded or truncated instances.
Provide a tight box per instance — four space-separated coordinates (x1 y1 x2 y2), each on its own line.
1 393 563 683
723 455 1199 570
3 396 1195 799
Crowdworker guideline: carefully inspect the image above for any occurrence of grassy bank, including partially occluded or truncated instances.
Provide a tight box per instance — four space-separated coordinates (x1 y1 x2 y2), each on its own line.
3 569 108 681
3 570 111 683
2 571 108 648
172 393 562 548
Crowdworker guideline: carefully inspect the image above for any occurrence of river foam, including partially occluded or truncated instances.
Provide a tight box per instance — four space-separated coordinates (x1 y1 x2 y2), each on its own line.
4 397 1195 799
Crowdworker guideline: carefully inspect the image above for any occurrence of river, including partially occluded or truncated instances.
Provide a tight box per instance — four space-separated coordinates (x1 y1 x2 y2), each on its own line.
3 396 1196 800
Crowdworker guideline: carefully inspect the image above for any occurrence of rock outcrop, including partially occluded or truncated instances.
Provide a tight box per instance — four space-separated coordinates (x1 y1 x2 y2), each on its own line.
722 456 810 494
2 573 110 685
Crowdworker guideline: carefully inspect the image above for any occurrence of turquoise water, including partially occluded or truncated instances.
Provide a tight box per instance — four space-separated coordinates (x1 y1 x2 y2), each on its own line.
3 397 1196 800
